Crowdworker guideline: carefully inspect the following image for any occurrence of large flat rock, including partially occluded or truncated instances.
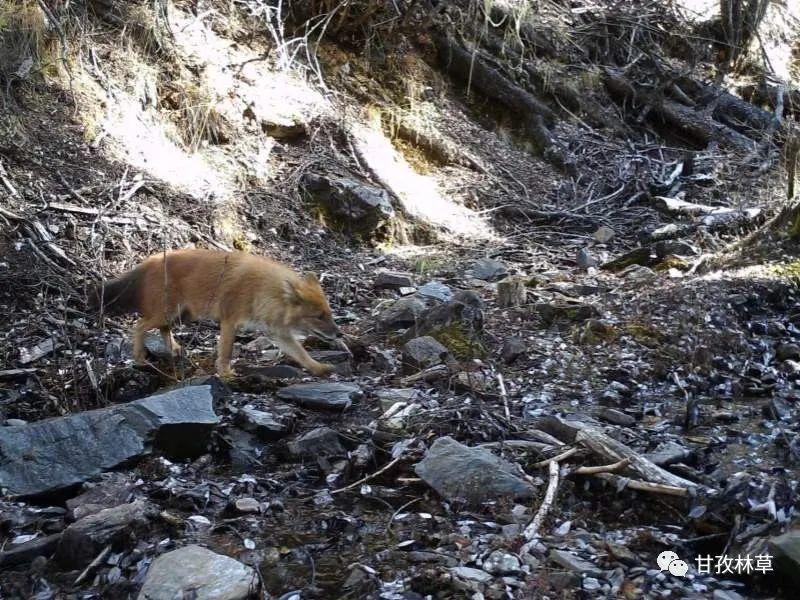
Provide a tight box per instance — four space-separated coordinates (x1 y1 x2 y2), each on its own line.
414 436 536 507
0 386 219 498
276 382 362 411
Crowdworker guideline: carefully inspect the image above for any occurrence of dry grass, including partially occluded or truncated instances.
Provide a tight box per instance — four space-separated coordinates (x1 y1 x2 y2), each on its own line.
160 76 230 152
0 0 57 85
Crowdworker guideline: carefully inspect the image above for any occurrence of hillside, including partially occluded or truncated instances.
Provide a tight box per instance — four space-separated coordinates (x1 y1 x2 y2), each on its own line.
1 0 800 598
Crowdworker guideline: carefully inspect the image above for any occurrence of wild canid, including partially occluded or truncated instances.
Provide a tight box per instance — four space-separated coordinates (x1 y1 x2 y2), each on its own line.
91 248 342 377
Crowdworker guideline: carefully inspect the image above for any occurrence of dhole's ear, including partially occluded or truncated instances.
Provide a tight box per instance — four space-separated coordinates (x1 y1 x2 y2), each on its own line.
282 279 303 304
303 272 319 284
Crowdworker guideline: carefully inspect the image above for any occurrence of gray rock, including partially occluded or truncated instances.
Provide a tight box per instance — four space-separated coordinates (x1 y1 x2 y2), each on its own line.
302 174 395 237
417 281 453 302
501 337 527 364
375 270 414 289
548 549 602 577
583 577 602 592
308 350 352 364
234 498 261 514
4 419 26 427
309 350 352 376
0 533 61 568
235 405 294 440
593 407 636 426
644 441 691 466
165 375 231 402
398 290 484 344
287 427 344 457
378 296 428 331
414 436 535 507
577 248 598 269
277 382 362 411
450 566 493 583
653 240 699 258
593 226 615 243
238 364 304 380
467 258 508 281
66 473 136 521
483 550 522 575
375 388 422 412
776 343 800 361
402 336 451 372
137 544 257 600
769 529 800 587
0 386 219 498
143 332 176 360
262 117 306 140
57 500 154 568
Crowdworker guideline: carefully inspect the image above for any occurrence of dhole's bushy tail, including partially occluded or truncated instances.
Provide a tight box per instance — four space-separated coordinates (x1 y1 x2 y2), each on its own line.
89 266 143 315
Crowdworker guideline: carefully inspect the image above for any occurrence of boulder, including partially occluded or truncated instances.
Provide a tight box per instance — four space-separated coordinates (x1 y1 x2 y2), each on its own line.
137 544 257 600
276 382 363 411
374 270 414 289
302 174 394 237
378 296 428 331
57 500 155 568
235 405 295 441
397 291 485 359
66 473 137 521
401 336 452 372
417 281 453 302
467 258 508 281
0 386 219 498
286 427 344 458
769 529 800 587
414 437 535 507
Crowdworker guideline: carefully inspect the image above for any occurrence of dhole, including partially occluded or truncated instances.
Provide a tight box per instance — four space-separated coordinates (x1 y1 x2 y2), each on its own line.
91 249 341 377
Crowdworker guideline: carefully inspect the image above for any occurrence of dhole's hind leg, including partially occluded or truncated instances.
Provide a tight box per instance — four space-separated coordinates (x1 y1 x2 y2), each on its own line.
215 320 238 376
159 326 182 357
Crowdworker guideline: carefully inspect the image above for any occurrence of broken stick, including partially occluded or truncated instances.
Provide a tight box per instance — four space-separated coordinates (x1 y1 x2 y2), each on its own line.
521 460 559 552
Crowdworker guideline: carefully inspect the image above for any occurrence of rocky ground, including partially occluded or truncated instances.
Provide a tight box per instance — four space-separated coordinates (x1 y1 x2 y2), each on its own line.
2 1 800 599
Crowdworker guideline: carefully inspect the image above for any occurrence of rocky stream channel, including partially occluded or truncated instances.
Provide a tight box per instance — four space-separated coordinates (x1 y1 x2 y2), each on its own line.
2 247 800 600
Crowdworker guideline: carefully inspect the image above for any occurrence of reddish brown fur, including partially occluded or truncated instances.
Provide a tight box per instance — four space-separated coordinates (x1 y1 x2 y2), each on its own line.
94 249 340 376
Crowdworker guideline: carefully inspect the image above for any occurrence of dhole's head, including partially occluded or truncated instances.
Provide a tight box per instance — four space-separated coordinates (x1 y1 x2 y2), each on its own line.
283 273 341 341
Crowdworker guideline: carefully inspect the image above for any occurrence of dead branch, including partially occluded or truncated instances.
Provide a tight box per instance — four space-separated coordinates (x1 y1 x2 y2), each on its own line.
521 459 559 550
570 458 631 476
592 473 690 498
432 33 573 174
533 446 579 469
331 455 404 494
605 71 756 152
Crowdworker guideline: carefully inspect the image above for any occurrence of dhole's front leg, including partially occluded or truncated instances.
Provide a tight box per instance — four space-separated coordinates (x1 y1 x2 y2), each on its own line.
216 320 238 376
275 334 333 377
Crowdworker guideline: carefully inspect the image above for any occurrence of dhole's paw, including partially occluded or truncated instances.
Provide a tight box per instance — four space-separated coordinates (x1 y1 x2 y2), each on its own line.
217 368 238 381
311 363 334 377
215 362 237 379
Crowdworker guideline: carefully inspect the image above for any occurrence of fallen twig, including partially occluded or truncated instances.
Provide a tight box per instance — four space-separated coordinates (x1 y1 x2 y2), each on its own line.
532 446 579 469
592 473 690 497
331 455 404 495
400 364 450 385
521 460 559 551
496 371 510 420
570 458 631 476
74 543 111 585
